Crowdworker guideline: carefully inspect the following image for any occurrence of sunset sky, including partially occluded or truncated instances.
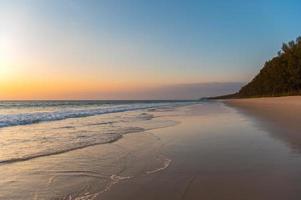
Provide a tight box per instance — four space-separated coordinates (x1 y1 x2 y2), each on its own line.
1 0 301 99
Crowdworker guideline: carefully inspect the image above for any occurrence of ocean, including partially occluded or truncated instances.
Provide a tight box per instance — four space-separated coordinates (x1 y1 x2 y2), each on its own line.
0 100 195 164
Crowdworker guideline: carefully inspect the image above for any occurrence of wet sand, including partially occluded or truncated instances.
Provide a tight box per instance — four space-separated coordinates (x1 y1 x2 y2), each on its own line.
225 96 301 151
1 103 301 199
102 103 301 200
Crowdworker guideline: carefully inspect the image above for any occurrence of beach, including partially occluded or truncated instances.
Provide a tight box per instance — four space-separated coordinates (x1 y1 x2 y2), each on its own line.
225 96 301 151
1 101 301 199
2 1 301 199
101 101 301 200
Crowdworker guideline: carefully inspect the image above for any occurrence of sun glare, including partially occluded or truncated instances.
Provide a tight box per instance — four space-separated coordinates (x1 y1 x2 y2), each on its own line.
0 64 13 78
0 33 19 78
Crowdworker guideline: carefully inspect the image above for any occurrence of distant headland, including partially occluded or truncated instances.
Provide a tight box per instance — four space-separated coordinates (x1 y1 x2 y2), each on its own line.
210 36 301 99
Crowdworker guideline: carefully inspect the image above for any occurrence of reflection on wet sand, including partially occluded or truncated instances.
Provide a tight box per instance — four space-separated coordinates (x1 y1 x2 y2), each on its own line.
225 97 301 153
1 103 301 199
102 103 301 200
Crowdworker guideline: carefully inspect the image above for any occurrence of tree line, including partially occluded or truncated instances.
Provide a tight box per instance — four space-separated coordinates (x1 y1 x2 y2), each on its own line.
236 36 301 98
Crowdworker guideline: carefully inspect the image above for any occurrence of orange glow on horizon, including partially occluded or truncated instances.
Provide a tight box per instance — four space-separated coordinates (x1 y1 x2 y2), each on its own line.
0 70 164 100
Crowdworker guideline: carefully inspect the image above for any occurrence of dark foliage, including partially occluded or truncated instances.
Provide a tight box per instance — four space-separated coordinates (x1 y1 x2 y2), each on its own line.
237 36 301 98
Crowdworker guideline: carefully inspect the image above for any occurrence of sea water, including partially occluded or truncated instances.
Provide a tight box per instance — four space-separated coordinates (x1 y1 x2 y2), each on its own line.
0 100 194 164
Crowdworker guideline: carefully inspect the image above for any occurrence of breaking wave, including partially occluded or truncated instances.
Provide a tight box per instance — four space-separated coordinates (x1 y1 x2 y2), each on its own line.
0 102 189 128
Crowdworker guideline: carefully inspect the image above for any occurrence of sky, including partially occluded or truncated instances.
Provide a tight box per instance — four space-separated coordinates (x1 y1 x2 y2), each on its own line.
0 0 301 100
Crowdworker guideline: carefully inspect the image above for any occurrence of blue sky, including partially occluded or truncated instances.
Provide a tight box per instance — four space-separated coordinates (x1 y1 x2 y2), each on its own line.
52 0 301 79
1 0 301 99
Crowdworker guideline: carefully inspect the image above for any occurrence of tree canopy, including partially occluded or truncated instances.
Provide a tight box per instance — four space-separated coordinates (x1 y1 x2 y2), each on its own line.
237 36 301 98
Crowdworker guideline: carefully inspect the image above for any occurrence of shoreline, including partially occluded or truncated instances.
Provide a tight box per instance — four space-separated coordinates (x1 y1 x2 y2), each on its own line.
101 102 301 200
2 103 301 199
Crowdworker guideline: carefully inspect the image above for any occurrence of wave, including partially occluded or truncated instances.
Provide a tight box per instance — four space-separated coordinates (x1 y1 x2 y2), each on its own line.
0 120 178 165
0 102 188 128
0 134 122 165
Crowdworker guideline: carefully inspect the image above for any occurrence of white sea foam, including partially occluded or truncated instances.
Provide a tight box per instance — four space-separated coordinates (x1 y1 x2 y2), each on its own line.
0 101 194 165
146 158 172 174
0 102 191 128
66 175 132 200
104 175 132 192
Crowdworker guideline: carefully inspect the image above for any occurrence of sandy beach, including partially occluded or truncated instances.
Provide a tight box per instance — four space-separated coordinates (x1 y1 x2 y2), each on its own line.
1 102 301 199
225 96 301 151
100 101 301 200
2 1 301 199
